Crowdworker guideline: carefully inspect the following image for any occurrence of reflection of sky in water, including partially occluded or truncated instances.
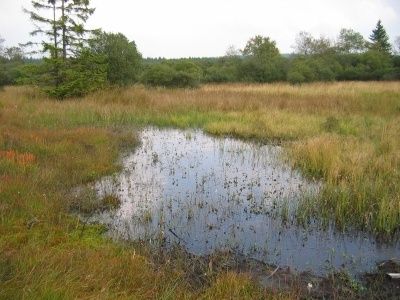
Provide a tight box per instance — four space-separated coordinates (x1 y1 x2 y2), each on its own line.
94 128 399 276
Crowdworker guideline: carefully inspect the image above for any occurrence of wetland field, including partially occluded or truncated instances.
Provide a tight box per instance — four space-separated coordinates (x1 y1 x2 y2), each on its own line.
1 82 400 298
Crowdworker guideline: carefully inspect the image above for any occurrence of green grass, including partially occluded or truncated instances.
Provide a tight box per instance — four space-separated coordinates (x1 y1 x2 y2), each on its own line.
0 82 399 298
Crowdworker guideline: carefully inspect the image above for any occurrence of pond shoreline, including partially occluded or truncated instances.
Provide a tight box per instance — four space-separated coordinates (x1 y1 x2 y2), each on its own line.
82 127 399 278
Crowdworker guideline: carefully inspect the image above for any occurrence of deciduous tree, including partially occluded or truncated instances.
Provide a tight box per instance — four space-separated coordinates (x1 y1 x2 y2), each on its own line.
91 32 142 85
293 31 333 55
241 35 284 82
336 29 366 53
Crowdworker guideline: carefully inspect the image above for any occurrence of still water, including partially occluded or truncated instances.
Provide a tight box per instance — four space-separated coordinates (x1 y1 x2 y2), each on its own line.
93 128 399 276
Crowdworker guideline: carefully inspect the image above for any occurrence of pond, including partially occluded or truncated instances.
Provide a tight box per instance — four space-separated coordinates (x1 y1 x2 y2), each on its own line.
93 127 399 276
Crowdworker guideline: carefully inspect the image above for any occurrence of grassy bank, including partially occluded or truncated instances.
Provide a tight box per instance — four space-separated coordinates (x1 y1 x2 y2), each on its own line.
1 82 399 298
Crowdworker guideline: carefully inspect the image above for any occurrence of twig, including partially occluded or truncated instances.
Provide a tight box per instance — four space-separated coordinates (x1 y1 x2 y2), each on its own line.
168 228 185 243
266 266 280 279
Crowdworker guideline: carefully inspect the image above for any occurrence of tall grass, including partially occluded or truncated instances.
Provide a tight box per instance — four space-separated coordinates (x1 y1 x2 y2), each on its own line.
1 82 399 298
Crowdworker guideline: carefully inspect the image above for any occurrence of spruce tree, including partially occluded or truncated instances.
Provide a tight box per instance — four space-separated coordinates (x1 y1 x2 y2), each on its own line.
369 20 392 54
59 0 96 59
23 0 105 98
25 0 96 59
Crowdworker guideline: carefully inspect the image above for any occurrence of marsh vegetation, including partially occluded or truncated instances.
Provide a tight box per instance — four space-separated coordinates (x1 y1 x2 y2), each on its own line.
1 82 399 298
91 127 398 276
2 0 400 297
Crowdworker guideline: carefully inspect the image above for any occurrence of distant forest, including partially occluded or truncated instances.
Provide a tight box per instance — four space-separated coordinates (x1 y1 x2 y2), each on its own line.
1 0 399 98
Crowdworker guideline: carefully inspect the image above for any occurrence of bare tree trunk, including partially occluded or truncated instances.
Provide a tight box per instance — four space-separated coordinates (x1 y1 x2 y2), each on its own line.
52 1 58 59
51 0 60 88
62 0 66 59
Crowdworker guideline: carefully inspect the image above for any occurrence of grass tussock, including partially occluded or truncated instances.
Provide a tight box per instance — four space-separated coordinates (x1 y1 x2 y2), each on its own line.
1 82 399 298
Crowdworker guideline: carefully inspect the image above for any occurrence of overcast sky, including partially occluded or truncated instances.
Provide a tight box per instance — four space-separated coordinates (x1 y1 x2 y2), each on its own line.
0 0 399 58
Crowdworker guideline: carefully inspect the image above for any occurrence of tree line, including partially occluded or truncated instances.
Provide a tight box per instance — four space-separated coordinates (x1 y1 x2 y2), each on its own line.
0 0 399 98
144 22 400 87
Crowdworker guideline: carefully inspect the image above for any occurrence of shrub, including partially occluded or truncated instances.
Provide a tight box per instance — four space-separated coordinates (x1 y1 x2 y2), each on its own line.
141 61 202 88
287 70 306 84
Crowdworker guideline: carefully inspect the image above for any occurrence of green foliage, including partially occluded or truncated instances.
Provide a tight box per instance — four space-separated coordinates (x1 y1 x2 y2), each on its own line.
392 55 400 79
204 62 238 82
25 0 96 59
287 24 397 84
0 38 8 88
141 64 175 87
0 63 7 89
141 61 202 88
342 51 398 80
50 50 107 98
369 20 392 54
0 38 26 88
0 60 25 87
336 29 367 54
91 32 142 85
22 50 107 98
239 58 283 82
8 16 400 92
240 35 285 82
286 69 305 85
243 35 280 60
357 50 393 80
287 56 339 84
23 0 104 98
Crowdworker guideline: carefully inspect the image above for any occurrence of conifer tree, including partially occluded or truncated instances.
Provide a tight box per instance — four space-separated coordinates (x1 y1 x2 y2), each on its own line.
23 0 105 98
369 20 392 54
25 0 95 59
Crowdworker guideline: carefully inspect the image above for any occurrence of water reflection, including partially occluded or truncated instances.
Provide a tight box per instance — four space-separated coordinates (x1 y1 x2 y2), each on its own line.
93 128 399 275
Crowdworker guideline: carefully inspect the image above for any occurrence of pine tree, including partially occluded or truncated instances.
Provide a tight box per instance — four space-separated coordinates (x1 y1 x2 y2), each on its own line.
369 20 392 54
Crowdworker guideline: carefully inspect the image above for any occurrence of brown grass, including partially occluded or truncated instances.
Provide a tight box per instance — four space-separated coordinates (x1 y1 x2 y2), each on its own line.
1 82 399 298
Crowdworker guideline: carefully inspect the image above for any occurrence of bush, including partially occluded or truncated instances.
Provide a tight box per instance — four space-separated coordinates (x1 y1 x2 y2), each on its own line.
360 50 393 80
0 60 7 89
0 56 26 87
287 59 315 83
238 57 285 83
287 56 339 84
287 70 306 84
141 61 202 88
204 63 238 83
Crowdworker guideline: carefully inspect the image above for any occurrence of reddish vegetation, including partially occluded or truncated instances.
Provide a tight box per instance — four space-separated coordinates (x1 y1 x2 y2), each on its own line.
0 150 36 166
